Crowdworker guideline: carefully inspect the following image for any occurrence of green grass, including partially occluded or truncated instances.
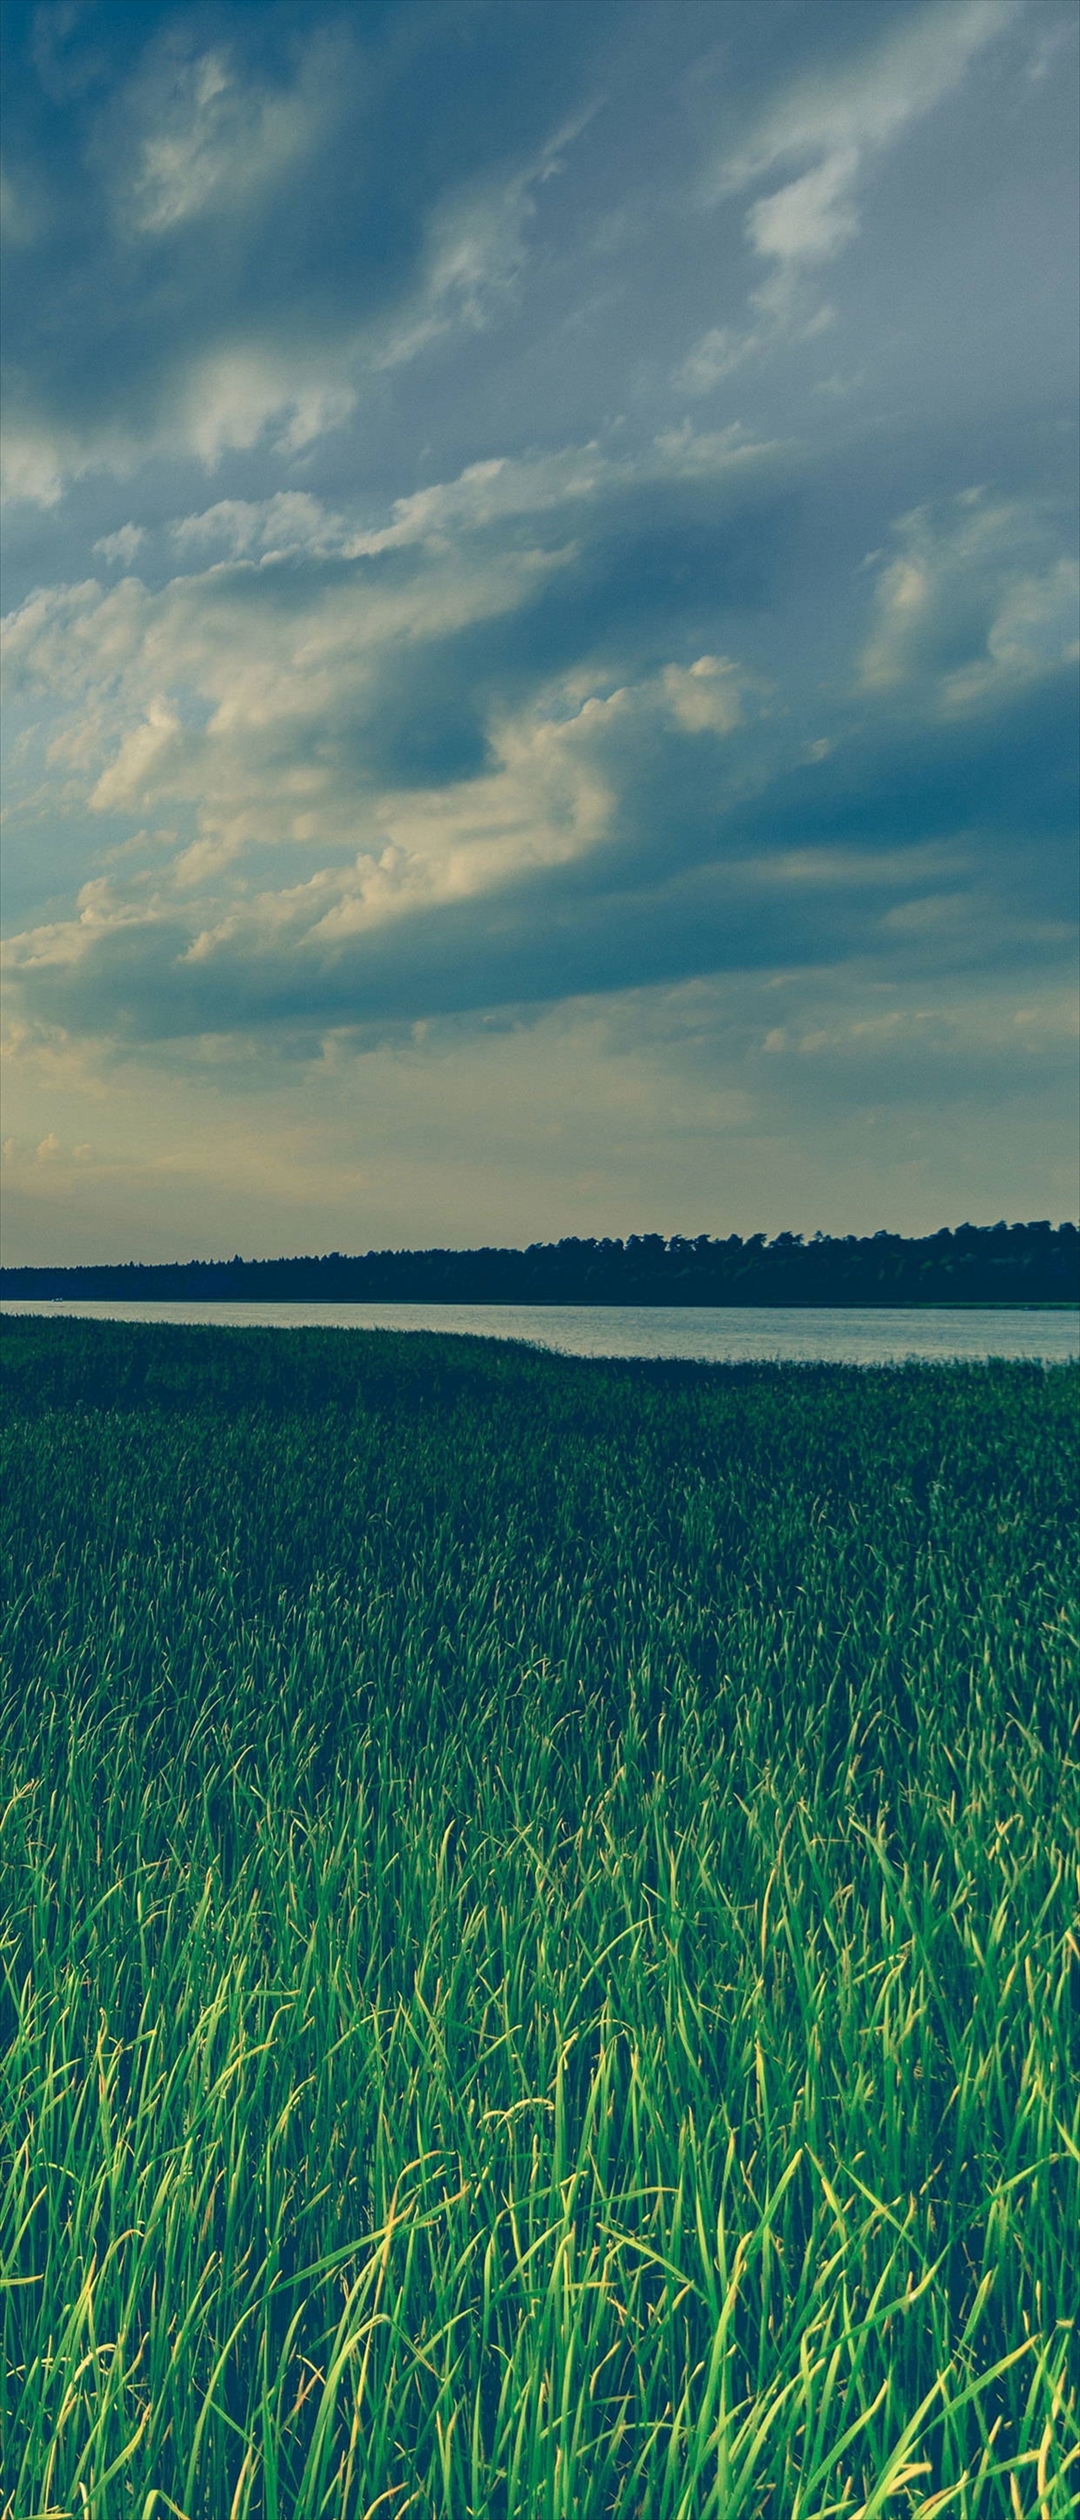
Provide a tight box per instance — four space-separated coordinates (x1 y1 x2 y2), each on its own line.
1 1318 1077 2520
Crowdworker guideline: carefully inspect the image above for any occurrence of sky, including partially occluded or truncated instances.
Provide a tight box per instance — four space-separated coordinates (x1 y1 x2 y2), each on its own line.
1 0 1077 1263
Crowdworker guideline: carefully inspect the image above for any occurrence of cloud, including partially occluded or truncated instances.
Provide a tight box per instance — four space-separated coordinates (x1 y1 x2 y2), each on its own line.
703 0 1017 208
659 655 748 736
744 148 861 268
345 420 775 552
107 33 334 238
4 433 1075 1066
170 493 345 561
93 522 146 568
88 697 186 814
0 0 1072 1280
0 637 772 1043
859 492 1080 711
372 109 596 373
0 10 603 503
2 422 788 859
677 0 1018 395
1 18 367 497
1 2 1076 1253
5 690 1069 1055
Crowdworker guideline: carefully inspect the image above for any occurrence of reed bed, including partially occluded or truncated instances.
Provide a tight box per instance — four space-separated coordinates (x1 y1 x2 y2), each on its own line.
1 1319 1077 2519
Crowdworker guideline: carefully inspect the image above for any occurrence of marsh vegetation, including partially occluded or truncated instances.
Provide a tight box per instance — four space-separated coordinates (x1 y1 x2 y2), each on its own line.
1 1321 1077 2517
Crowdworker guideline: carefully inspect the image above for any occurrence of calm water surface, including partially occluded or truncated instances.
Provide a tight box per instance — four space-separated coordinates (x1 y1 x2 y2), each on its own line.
2 1299 1076 1363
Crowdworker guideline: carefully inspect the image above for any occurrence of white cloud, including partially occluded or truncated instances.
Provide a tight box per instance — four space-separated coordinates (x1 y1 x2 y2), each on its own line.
1 544 776 1068
660 655 747 735
349 422 773 554
744 148 861 267
177 348 357 472
704 0 1017 207
941 560 1080 712
859 493 1080 710
0 30 596 506
4 426 781 776
673 284 835 398
0 433 67 508
93 523 146 568
727 0 1016 289
678 0 1017 396
1 641 761 1018
1 74 593 504
347 450 608 550
88 699 186 814
373 109 595 373
672 328 743 395
171 493 345 560
2 425 1069 1092
0 27 373 500
109 31 344 238
2 574 149 696
1 357 354 504
3 530 569 764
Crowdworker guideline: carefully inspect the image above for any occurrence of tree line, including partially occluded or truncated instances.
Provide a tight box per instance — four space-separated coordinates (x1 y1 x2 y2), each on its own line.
2 1220 1077 1306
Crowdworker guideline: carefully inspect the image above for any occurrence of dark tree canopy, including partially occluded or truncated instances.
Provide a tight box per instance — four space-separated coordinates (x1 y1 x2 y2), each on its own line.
2 1222 1077 1307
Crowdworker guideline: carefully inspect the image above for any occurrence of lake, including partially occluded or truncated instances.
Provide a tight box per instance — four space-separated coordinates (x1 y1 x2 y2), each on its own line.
2 1298 1076 1363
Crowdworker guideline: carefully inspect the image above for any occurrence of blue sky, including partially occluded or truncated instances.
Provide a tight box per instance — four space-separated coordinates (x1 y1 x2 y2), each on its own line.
2 0 1077 1261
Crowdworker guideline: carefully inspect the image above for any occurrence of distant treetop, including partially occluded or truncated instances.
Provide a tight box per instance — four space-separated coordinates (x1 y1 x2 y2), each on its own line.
2 1221 1077 1307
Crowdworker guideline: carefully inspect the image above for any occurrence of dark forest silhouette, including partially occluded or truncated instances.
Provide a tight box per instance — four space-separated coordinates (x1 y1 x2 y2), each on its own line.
3 1221 1077 1306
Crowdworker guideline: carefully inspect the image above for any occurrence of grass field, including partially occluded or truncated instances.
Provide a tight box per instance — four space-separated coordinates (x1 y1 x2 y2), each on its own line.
1 1318 1077 2519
